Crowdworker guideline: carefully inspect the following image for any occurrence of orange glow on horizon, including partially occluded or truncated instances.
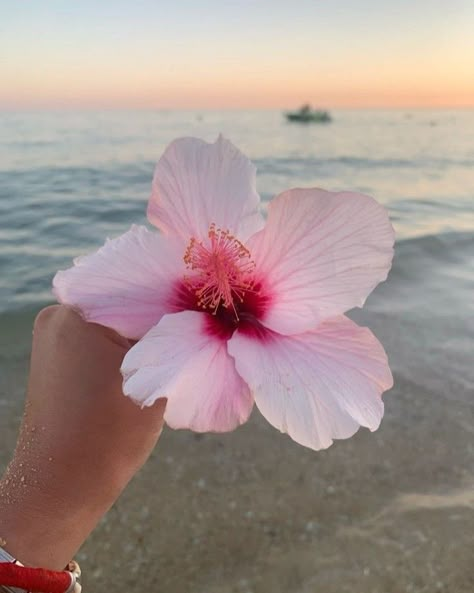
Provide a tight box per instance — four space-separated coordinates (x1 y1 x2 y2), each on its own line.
2 2 473 111
2 59 473 110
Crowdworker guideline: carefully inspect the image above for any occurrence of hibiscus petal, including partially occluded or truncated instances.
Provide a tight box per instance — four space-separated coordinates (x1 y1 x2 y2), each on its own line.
53 225 185 340
121 310 254 432
248 188 395 335
227 316 393 451
148 136 264 242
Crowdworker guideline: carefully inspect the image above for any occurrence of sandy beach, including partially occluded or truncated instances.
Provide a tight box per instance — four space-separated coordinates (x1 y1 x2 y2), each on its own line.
1 233 473 593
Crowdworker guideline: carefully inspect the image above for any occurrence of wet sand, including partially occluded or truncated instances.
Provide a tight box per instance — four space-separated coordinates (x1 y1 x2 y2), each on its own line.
1 237 473 592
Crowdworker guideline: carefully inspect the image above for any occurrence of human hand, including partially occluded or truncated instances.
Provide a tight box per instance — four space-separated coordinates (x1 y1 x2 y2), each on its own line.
0 305 166 569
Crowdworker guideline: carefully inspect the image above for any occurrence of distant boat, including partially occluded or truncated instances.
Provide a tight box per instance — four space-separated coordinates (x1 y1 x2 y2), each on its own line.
285 104 331 123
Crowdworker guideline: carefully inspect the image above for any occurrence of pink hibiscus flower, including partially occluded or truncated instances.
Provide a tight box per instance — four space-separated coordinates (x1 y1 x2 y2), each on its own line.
53 136 394 450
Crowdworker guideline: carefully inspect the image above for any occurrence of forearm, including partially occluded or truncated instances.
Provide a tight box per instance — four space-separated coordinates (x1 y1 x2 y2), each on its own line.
0 411 133 570
0 451 125 570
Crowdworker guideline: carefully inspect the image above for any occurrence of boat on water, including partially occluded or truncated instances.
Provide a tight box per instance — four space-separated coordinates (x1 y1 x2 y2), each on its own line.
285 104 331 123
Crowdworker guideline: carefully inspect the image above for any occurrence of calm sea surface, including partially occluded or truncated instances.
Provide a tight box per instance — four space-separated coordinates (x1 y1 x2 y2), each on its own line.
0 109 473 313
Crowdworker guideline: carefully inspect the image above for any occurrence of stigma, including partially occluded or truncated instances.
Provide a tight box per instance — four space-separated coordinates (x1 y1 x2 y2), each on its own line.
183 224 255 317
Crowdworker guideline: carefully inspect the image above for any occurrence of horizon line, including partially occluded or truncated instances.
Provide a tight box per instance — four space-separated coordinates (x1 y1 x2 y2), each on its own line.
1 104 474 113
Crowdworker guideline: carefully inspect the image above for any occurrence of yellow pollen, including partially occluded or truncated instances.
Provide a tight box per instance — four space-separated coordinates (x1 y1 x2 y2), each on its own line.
183 223 255 316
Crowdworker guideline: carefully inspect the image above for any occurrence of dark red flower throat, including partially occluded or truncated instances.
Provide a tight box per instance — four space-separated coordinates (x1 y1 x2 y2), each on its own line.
174 224 270 339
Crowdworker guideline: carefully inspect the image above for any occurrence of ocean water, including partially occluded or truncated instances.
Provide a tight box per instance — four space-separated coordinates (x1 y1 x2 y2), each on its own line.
0 109 473 313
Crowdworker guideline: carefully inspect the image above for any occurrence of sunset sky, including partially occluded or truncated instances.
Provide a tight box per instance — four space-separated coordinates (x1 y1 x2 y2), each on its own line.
2 0 473 110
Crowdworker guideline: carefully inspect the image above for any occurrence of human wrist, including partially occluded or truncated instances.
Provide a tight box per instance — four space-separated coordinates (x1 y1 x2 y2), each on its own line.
0 454 126 570
0 544 82 593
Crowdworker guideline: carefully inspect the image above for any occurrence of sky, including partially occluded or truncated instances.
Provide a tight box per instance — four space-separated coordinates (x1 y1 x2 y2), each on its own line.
1 0 473 109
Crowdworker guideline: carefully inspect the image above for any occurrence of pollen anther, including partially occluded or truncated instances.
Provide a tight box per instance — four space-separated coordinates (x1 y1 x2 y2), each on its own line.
183 223 255 317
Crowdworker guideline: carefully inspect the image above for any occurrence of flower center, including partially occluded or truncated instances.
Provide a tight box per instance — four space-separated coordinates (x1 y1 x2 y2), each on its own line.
183 223 255 318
